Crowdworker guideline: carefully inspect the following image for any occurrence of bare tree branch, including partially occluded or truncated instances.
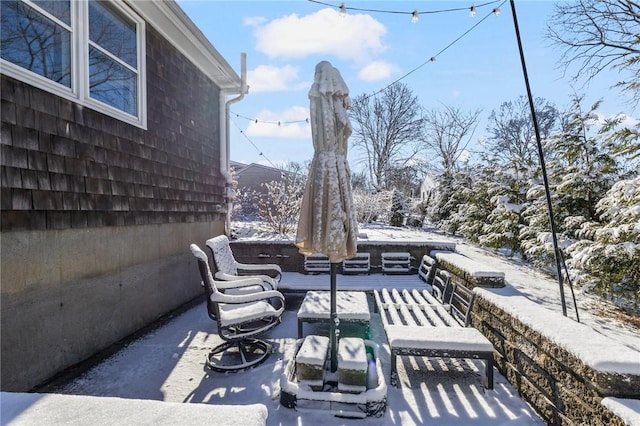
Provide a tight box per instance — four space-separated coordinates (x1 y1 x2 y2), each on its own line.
350 83 425 190
547 0 640 104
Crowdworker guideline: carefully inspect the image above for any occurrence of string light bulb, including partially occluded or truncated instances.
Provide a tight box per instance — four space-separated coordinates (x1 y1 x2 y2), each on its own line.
339 3 346 17
411 9 419 23
493 7 501 16
469 5 476 17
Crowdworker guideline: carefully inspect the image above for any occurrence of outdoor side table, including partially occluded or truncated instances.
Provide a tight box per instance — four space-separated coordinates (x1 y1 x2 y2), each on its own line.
297 290 371 339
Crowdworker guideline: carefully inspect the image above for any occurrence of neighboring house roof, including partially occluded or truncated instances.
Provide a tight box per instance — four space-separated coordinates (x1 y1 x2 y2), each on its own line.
233 162 286 178
231 162 297 194
127 0 241 92
230 160 249 174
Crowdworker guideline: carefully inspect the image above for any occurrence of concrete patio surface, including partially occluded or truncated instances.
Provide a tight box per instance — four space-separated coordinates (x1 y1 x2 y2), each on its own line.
23 274 543 426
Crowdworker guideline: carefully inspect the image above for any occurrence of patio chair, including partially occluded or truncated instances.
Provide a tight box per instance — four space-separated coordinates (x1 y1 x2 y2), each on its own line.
206 235 281 290
190 244 285 372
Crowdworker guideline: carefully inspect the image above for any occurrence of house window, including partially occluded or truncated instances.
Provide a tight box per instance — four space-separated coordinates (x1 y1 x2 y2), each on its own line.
0 0 72 87
1 0 146 127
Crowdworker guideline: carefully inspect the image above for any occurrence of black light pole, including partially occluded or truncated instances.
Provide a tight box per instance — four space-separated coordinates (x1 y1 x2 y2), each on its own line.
509 0 568 316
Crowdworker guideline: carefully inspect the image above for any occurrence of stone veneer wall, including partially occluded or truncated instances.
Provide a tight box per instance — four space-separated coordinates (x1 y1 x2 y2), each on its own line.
422 253 638 425
228 240 457 274
469 290 639 425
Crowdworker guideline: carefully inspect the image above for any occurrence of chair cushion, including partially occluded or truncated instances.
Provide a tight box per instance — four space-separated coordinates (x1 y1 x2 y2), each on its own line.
210 238 238 275
218 301 277 327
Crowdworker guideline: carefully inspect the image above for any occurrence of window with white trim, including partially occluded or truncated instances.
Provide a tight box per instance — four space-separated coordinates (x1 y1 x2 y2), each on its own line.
1 0 146 127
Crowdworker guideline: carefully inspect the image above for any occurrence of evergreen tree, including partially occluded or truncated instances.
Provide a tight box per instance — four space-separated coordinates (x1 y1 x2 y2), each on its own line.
519 184 566 266
550 97 619 225
566 176 640 311
479 194 524 256
456 164 496 244
428 170 472 235
389 189 406 227
520 96 620 267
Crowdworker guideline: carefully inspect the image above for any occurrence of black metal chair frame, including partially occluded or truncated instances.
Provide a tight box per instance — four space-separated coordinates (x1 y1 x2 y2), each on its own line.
190 244 285 372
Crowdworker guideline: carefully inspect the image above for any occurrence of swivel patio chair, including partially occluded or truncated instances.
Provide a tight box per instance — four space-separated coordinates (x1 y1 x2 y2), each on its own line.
190 244 285 372
206 235 281 290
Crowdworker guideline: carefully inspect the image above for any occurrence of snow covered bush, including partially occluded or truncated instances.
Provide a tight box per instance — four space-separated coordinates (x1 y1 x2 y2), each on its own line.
249 169 306 236
352 189 393 224
232 188 260 221
389 189 407 227
566 176 640 310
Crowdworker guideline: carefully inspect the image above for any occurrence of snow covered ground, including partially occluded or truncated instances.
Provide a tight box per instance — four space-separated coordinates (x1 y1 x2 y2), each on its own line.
6 222 638 425
32 296 543 426
318 222 640 351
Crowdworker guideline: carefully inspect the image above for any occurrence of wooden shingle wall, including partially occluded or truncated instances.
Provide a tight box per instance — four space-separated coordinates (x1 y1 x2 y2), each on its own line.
0 24 228 391
1 26 225 232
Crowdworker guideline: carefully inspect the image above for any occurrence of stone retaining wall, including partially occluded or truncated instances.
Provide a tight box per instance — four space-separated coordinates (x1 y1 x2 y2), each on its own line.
432 251 505 288
469 289 639 425
423 252 638 425
229 240 456 274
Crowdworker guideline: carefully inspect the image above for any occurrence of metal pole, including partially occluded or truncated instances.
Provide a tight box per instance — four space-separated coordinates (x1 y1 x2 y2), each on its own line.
330 262 338 372
509 0 567 316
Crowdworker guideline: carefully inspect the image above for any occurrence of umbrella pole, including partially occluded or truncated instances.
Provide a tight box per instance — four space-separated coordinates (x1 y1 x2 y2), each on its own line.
330 262 338 372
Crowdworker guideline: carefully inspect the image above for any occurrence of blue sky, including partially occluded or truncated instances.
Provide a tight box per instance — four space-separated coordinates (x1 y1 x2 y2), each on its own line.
177 1 638 170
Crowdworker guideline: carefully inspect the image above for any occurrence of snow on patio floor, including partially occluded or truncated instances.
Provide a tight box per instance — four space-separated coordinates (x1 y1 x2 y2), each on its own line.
51 292 543 425
32 223 639 425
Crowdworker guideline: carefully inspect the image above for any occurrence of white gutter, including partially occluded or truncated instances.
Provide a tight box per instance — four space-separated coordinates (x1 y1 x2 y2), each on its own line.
221 53 248 235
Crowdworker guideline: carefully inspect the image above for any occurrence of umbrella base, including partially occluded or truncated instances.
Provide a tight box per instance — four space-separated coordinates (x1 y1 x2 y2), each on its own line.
280 338 387 418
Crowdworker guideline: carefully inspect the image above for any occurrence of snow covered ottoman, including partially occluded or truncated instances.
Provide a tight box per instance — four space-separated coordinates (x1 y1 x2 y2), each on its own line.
338 337 368 393
296 334 329 390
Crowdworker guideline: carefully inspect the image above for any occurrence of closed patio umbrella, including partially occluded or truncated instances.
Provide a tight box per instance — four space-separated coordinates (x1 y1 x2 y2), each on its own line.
296 60 358 372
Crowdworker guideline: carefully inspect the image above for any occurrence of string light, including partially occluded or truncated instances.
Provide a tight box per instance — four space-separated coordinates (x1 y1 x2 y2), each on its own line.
357 0 507 101
232 0 507 158
230 119 278 168
411 10 419 24
308 0 503 18
339 2 346 17
233 112 310 126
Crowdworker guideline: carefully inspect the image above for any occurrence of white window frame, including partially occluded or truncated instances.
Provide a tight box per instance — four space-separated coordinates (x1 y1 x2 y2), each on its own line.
1 0 147 129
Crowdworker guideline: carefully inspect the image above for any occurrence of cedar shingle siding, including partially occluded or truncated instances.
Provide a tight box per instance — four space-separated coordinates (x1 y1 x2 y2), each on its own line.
1 25 224 232
1 17 233 391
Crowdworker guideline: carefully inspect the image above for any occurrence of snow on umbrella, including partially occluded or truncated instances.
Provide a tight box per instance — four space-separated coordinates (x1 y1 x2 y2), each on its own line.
296 60 358 372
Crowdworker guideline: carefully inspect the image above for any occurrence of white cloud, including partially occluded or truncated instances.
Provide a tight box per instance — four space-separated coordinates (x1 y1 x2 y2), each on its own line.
253 8 387 61
357 61 399 81
245 106 311 139
243 16 267 27
247 64 303 93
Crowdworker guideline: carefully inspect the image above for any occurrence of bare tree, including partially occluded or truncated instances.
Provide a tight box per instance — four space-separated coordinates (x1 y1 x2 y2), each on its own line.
422 105 482 175
547 0 640 104
350 82 425 190
485 96 559 173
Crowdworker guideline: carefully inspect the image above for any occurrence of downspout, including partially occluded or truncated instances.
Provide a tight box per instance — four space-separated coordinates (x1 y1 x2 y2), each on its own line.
221 52 247 236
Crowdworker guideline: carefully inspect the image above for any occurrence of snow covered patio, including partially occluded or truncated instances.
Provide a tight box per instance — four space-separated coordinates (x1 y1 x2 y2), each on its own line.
6 226 639 425
22 284 543 426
